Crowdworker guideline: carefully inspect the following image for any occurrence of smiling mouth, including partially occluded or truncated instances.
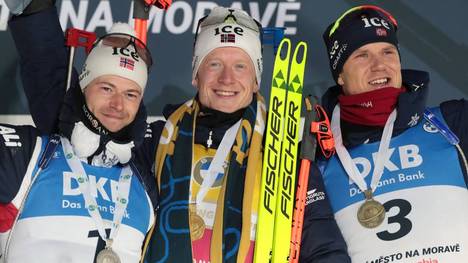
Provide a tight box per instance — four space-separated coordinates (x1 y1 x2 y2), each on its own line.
369 77 390 87
102 113 124 120
214 89 237 97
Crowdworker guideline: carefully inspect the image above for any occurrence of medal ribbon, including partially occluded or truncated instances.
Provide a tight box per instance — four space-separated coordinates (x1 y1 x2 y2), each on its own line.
61 137 132 247
193 120 241 211
331 105 396 194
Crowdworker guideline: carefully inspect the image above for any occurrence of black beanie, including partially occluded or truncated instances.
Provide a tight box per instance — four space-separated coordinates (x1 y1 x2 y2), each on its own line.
323 5 399 83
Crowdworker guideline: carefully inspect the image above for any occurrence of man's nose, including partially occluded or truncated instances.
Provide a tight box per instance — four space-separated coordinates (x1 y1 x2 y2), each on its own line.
370 54 386 71
218 67 235 85
109 93 124 111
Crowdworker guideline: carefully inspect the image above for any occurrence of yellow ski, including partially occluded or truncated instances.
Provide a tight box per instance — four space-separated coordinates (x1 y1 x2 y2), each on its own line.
254 38 308 263
272 41 307 263
254 38 291 263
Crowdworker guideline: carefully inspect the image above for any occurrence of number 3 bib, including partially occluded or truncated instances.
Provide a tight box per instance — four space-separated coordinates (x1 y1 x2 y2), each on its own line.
321 108 468 263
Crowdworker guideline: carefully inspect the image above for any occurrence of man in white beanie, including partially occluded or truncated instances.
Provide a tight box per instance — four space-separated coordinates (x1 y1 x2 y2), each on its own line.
5 2 350 262
1 1 160 262
143 6 350 263
190 7 263 113
142 7 267 262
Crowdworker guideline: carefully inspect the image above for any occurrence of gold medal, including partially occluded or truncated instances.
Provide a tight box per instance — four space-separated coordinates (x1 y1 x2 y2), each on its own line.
189 205 206 240
96 247 121 263
357 190 385 228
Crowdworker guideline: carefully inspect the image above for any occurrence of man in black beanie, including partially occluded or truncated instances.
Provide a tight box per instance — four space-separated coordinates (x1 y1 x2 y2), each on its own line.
318 4 468 262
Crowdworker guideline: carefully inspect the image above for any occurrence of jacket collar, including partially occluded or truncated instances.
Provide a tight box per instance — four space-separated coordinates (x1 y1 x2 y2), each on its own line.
322 69 430 148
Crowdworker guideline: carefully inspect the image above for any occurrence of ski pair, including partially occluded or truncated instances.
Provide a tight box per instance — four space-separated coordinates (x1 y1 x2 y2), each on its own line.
254 38 307 263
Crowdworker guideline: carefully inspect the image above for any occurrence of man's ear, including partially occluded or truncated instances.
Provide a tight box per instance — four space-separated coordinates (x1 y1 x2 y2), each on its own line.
253 82 259 93
192 77 198 89
337 73 344 86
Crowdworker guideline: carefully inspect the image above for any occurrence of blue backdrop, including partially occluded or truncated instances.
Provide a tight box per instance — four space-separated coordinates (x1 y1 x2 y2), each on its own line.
0 0 466 119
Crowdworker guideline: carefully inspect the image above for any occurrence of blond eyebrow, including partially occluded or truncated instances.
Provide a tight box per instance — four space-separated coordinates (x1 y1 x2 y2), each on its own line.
383 46 398 52
127 89 142 96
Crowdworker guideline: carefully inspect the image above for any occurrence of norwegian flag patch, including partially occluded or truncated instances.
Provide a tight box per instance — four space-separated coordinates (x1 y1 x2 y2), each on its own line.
220 33 236 43
120 57 135 70
376 28 388 37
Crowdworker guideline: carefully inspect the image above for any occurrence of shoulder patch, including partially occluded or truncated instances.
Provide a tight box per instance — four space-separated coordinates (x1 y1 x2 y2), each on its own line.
0 125 22 147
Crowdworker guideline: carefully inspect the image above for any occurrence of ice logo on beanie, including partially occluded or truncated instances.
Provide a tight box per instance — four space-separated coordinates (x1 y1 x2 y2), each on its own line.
361 16 390 37
213 9 245 44
329 40 348 70
361 16 391 30
79 63 90 82
329 40 339 59
112 46 140 62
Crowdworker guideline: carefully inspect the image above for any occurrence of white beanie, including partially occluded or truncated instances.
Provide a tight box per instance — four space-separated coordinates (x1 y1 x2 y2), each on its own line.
79 23 148 92
192 7 263 84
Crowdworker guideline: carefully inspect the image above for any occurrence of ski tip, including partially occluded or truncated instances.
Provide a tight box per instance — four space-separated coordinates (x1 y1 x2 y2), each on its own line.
292 41 308 65
276 38 292 61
